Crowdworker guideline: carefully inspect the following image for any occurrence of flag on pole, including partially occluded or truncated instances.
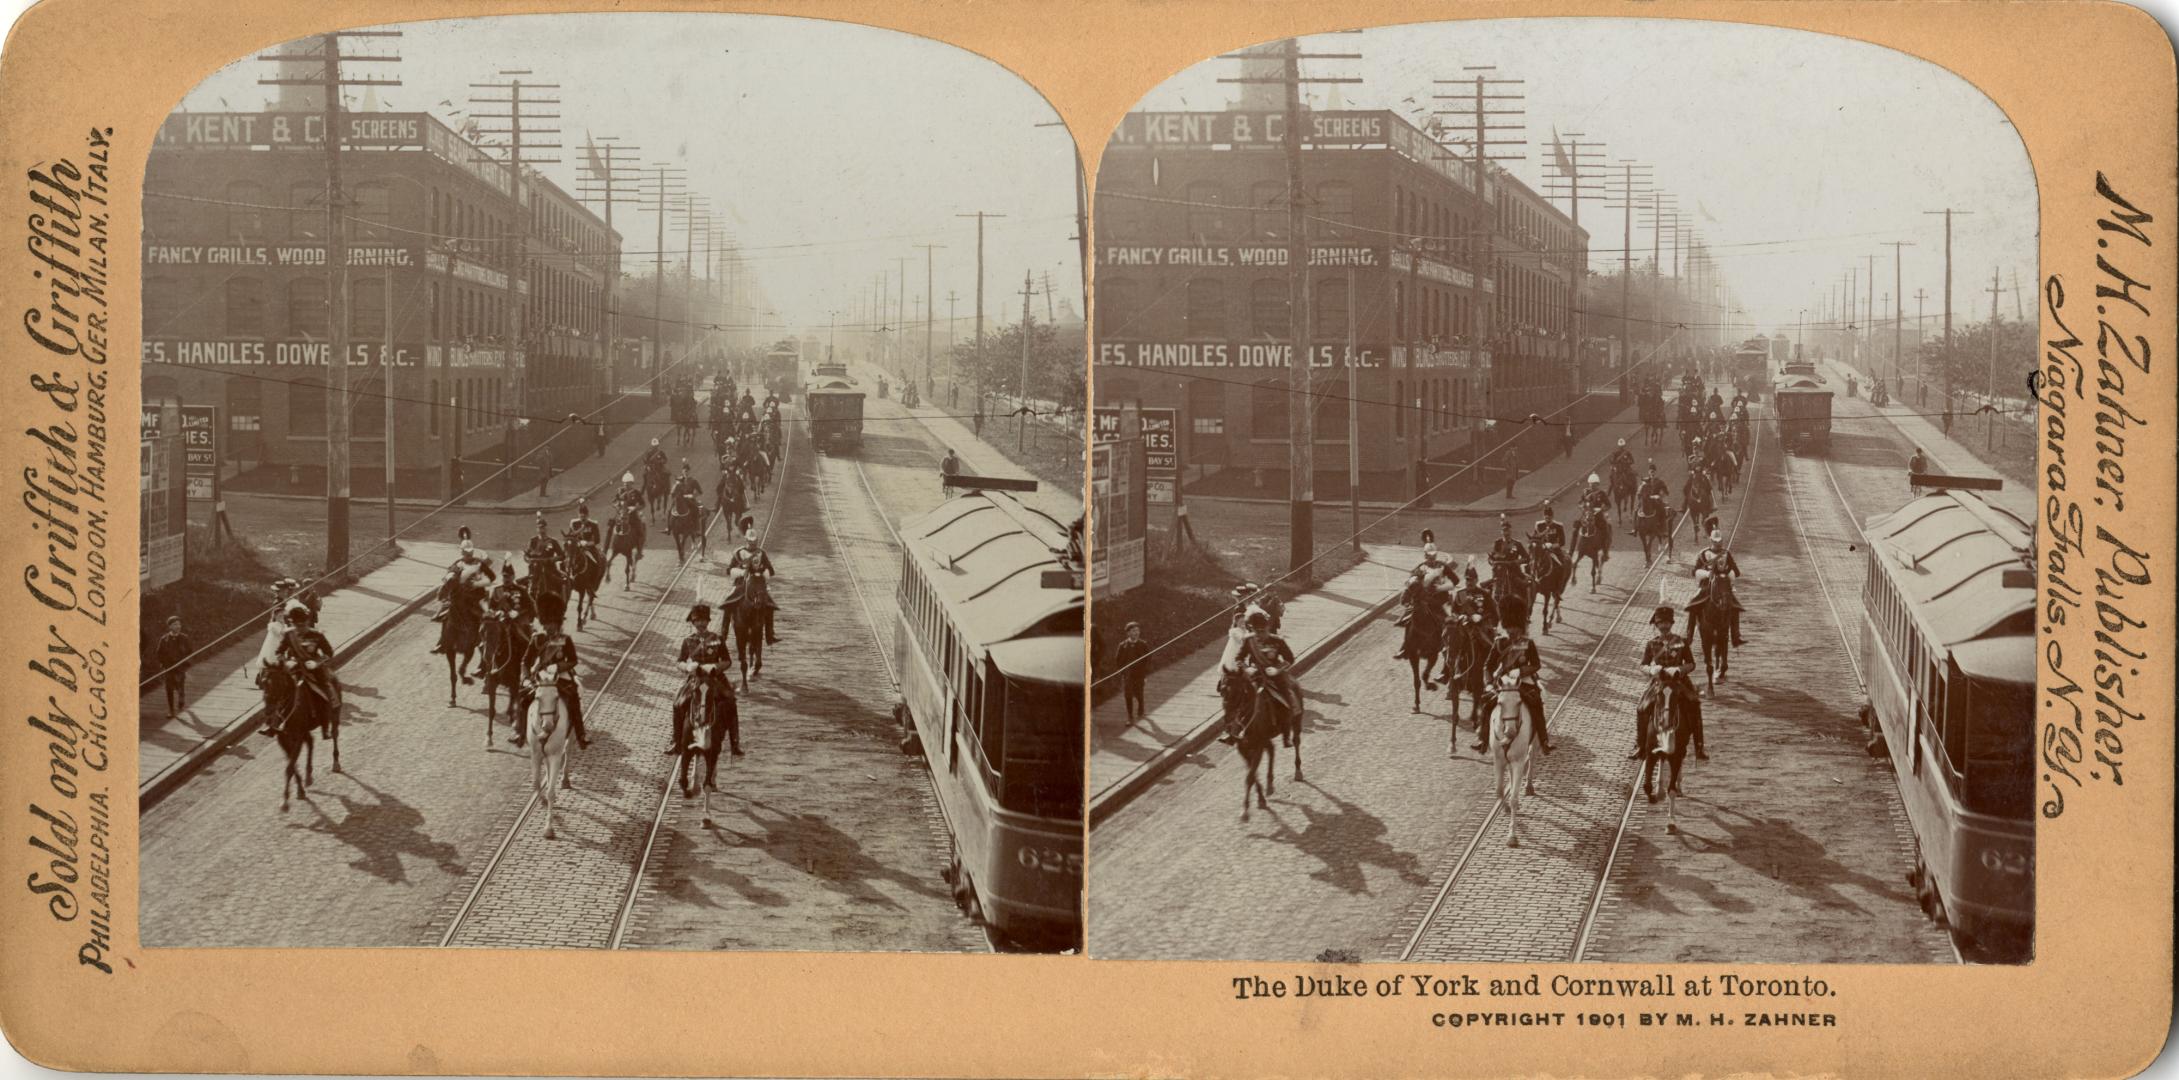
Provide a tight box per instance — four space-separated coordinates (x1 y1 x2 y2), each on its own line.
583 131 606 179
1550 126 1574 180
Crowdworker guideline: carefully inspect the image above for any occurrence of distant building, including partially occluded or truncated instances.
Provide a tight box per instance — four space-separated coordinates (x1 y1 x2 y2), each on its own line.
1091 106 1587 492
142 109 618 492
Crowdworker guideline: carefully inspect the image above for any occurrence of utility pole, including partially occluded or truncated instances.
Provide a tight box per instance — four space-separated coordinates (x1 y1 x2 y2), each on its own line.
956 211 1006 416
261 29 401 573
916 243 944 395
1923 208 1971 412
469 70 561 437
1018 271 1036 452
1346 270 1360 553
1542 132 1605 386
676 195 713 371
1986 265 2003 451
1883 240 1914 392
643 163 688 391
1607 161 1653 377
576 134 640 400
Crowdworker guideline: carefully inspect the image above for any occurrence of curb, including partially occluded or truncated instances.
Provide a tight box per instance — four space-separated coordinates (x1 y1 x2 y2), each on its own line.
222 449 651 518
138 579 441 812
1087 577 1407 828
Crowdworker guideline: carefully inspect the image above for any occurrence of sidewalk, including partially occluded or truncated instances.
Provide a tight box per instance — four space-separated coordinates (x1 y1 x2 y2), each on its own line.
1822 359 2031 518
236 402 675 516
1089 545 1420 822
140 540 459 807
854 361 1085 522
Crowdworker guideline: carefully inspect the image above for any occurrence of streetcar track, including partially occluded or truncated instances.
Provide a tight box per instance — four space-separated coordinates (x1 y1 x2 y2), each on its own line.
436 370 744 949
1393 429 1756 963
608 407 794 950
808 433 1001 953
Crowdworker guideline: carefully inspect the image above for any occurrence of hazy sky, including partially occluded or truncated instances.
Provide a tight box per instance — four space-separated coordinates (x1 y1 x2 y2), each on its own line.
178 14 1084 334
1130 18 2039 336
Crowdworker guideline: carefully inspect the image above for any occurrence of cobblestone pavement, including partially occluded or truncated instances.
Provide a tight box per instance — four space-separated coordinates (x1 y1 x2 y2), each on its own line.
1580 418 1954 964
1090 447 1712 961
140 510 697 946
614 390 988 953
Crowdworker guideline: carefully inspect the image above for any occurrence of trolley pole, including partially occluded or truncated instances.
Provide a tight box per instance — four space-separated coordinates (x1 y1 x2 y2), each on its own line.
1346 271 1360 555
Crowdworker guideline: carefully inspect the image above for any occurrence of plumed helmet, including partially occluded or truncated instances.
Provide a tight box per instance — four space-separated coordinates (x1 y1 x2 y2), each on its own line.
458 525 473 542
536 593 567 625
1421 528 1436 546
688 603 711 625
739 514 756 534
1245 609 1270 630
622 472 636 484
1653 605 1676 628
1587 474 1600 485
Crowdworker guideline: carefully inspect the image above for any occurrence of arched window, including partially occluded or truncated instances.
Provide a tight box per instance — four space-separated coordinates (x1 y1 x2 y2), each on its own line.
1250 377 1288 440
225 277 266 336
1314 278 1350 340
289 181 324 239
352 183 392 242
1184 277 1225 339
1252 180 1287 240
226 181 264 237
1096 277 1138 337
288 376 326 435
1186 182 1226 241
350 277 386 339
287 278 329 338
1316 181 1354 239
1249 277 1288 340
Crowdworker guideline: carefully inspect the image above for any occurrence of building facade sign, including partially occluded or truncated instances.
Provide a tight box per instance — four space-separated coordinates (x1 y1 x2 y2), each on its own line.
1390 250 1477 290
431 344 510 369
1140 407 1179 505
179 405 218 500
426 250 509 289
423 121 514 196
145 244 418 268
1096 341 1389 369
1108 110 1392 148
142 340 426 367
154 111 428 150
1099 244 1382 268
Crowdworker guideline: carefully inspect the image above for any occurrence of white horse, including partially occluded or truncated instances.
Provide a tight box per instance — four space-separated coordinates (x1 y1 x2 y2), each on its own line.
524 671 574 840
1487 675 1538 848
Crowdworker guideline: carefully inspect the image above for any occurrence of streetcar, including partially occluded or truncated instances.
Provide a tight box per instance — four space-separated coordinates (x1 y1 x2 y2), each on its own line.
1856 483 2034 955
1769 333 1793 367
1731 338 1773 402
763 342 801 402
892 479 1084 948
1773 371 1832 453
805 377 865 450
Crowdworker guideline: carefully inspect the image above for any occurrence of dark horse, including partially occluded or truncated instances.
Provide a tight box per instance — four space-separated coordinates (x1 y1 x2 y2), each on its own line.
1235 659 1303 823
1529 542 1572 634
1635 493 1675 565
268 657 341 810
1397 573 1449 711
605 505 644 589
1487 566 1531 636
668 490 706 562
1683 470 1715 531
1687 582 1736 695
1638 672 1699 834
478 606 530 745
564 540 605 630
1441 612 1494 756
675 665 737 829
1610 460 1639 522
644 460 670 515
435 570 486 706
1571 506 1611 593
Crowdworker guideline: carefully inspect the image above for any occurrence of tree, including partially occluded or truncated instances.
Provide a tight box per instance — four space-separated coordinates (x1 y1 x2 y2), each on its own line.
949 320 1084 412
1916 318 2035 400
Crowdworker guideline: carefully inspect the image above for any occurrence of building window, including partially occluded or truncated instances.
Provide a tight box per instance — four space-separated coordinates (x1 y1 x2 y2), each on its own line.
1096 277 1137 337
1394 379 1404 437
226 181 265 237
429 377 440 435
352 183 392 242
1250 378 1288 440
144 277 176 337
1249 277 1288 340
1314 376 1348 443
1315 278 1350 340
287 278 329 339
351 277 386 339
1189 376 1223 436
225 277 267 336
1317 181 1354 239
1184 277 1225 339
288 376 326 435
1186 182 1226 241
289 181 324 239
353 373 385 437
1252 180 1287 240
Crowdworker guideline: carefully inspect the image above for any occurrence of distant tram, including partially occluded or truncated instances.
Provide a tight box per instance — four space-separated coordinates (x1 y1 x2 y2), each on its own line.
894 481 1084 948
805 377 865 450
1773 368 1832 453
1857 484 2034 955
763 343 800 402
1731 338 1773 401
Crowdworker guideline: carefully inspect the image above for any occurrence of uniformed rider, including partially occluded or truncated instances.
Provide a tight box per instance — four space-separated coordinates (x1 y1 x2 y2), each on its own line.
1689 527 1748 647
725 519 781 645
1577 476 1613 560
1608 437 1635 478
642 437 669 475
671 460 703 508
565 501 603 548
1237 609 1302 748
669 603 742 758
1488 514 1530 586
524 513 564 587
1451 560 1499 633
271 603 340 726
519 594 588 750
1473 608 1553 755
1637 461 1669 506
1633 605 1705 760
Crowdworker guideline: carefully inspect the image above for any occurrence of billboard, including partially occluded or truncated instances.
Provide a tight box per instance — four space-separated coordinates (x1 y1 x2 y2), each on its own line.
1090 438 1147 599
1140 408 1178 505
140 402 187 591
180 405 217 500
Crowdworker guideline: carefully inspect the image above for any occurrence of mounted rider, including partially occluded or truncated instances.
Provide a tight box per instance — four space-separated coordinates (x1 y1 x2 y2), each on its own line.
669 603 742 758
642 437 669 476
1607 437 1636 480
725 518 781 645
1488 513 1531 587
1637 461 1669 505
1633 605 1706 760
256 579 329 735
1474 607 1552 755
1230 581 1282 635
269 602 342 729
1689 524 1748 647
524 513 565 594
670 460 704 524
518 593 588 750
1394 531 1454 662
563 501 603 575
1237 609 1302 747
1577 475 1613 558
1450 560 1500 632
486 555 536 626
436 534 495 617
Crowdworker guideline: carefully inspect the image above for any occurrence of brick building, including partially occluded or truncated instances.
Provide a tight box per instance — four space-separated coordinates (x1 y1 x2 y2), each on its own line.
1091 108 1587 497
142 109 618 495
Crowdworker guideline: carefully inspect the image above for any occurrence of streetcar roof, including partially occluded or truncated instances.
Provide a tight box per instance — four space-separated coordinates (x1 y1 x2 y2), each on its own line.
1949 635 2034 684
986 636 1085 684
902 490 1081 644
1867 491 2034 646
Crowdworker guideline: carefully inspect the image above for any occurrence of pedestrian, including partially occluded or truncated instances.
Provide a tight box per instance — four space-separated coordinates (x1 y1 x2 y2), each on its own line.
1503 443 1521 500
940 447 962 492
154 614 192 717
1560 421 1575 460
594 420 607 459
1116 621 1150 723
537 443 554 498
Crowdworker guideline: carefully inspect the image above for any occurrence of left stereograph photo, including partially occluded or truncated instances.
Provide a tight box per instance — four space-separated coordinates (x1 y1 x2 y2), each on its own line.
137 14 1087 953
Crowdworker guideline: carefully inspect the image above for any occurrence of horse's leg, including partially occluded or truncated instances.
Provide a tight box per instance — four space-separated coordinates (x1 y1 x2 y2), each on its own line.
328 708 341 774
445 653 459 706
1410 658 1422 713
1264 740 1277 798
484 686 496 745
1290 715 1303 781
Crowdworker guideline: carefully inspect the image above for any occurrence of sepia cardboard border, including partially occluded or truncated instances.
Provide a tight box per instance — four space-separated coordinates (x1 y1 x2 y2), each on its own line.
0 1 2171 1076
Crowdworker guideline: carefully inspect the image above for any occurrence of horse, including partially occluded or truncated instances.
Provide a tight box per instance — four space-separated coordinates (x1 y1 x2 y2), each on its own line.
1683 471 1715 528
675 667 737 828
1577 509 1612 596
643 461 670 515
478 608 530 745
434 572 487 706
1235 665 1302 823
1529 543 1572 634
1487 566 1531 634
716 469 748 543
1485 675 1537 847
564 541 605 630
1609 462 1638 522
742 450 772 500
272 658 340 810
527 559 567 615
1709 445 1740 499
1441 614 1493 755
522 677 574 840
1688 583 1734 695
1639 675 1696 833
605 506 644 589
730 587 767 683
1397 575 1449 712
668 492 706 563
1635 494 1674 565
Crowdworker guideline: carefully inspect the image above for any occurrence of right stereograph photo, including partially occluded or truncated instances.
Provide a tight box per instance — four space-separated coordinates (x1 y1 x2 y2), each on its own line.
1086 19 2036 966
